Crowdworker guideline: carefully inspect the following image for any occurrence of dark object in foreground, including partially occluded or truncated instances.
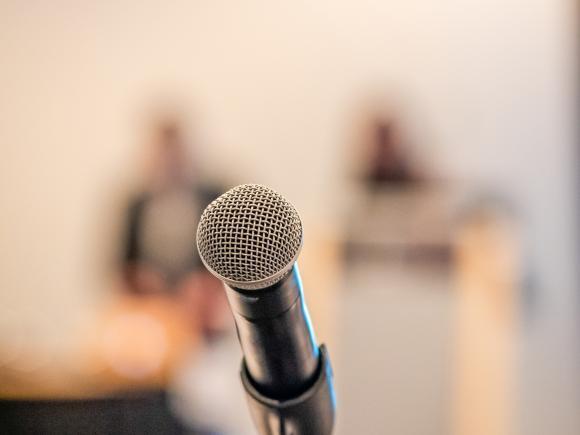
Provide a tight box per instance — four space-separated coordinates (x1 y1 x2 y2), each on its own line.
0 390 191 435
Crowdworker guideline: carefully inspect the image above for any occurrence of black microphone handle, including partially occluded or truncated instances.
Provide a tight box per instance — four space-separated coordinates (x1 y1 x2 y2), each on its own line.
224 264 336 435
224 264 319 399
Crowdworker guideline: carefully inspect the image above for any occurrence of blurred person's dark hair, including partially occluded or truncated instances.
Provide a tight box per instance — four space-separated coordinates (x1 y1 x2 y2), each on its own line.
148 117 193 188
366 117 418 186
345 93 427 192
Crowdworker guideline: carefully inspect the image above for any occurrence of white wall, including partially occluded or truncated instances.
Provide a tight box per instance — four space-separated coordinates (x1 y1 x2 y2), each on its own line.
0 0 576 432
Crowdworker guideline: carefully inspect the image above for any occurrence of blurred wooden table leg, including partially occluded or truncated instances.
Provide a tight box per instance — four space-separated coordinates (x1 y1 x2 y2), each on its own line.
452 209 520 435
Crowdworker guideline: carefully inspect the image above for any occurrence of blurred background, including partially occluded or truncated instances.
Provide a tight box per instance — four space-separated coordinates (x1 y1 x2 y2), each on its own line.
0 1 577 434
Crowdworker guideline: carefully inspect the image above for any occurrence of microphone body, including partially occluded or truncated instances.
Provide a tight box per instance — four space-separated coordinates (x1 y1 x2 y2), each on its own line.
226 265 335 435
225 265 319 399
196 184 335 435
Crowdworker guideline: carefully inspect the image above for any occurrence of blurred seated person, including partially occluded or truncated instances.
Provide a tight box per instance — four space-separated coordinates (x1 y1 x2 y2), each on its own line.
121 116 228 340
115 116 253 434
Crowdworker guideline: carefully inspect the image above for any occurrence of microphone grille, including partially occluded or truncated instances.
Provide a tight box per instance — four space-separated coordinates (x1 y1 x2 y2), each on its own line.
196 184 303 290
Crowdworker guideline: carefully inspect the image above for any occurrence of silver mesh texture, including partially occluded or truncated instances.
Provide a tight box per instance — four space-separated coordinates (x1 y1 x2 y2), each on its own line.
196 184 303 290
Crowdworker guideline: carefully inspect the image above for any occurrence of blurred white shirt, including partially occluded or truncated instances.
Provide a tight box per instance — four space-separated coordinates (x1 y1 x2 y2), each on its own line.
169 333 255 435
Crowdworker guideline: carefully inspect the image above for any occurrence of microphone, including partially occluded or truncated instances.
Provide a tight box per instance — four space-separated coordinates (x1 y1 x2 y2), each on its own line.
196 184 335 435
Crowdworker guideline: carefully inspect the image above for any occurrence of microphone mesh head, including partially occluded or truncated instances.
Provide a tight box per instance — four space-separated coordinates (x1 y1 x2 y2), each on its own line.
196 184 303 290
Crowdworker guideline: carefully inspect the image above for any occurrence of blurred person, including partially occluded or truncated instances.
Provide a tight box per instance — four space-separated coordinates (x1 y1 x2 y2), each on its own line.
122 118 213 296
338 102 456 434
344 105 450 266
363 115 423 189
120 115 232 337
115 115 254 434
